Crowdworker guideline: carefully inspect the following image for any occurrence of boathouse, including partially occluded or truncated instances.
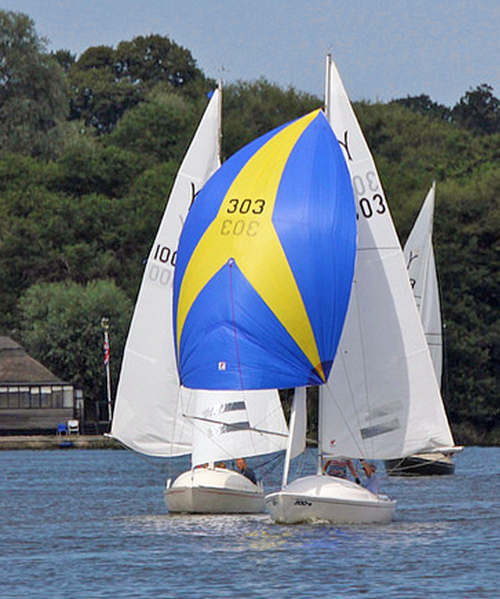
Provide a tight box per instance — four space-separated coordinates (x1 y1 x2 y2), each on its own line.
0 336 82 435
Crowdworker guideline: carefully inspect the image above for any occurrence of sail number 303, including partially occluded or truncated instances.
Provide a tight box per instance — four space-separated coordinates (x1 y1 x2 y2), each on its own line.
353 172 387 220
221 198 266 237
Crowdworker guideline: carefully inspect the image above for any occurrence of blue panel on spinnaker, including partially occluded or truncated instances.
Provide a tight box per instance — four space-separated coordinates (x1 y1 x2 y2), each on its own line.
173 110 356 390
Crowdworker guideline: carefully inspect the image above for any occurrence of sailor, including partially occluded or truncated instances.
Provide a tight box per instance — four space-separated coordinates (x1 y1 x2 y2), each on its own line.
361 460 380 494
323 458 360 484
235 457 257 484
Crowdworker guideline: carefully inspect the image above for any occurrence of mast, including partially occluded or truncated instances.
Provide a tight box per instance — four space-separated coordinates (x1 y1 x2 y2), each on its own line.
324 54 332 121
217 78 223 164
281 387 307 488
317 54 332 474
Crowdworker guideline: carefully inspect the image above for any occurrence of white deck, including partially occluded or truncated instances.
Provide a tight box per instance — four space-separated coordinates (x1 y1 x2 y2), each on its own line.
266 475 396 524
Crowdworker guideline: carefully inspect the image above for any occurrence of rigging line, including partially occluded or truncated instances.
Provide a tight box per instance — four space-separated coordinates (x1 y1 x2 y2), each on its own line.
258 452 284 470
387 458 426 474
322 324 367 458
293 445 315 479
109 438 173 472
186 412 285 464
336 279 373 457
250 398 284 429
357 246 400 252
322 380 366 459
257 452 285 477
188 417 241 462
184 413 288 438
228 258 245 390
353 275 378 458
169 387 190 455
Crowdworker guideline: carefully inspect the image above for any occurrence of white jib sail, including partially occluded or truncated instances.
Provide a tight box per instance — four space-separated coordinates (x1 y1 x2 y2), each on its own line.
320 56 454 460
185 389 288 468
405 182 443 385
110 90 222 456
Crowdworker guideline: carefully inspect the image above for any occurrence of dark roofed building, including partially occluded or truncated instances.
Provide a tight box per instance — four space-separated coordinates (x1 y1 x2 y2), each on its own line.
0 337 82 435
0 336 61 383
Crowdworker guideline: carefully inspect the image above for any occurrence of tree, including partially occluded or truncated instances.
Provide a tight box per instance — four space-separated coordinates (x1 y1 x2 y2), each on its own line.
436 170 500 431
392 94 451 121
106 90 197 164
452 84 500 135
56 144 145 197
114 34 204 89
68 35 208 134
223 79 320 157
51 49 76 72
0 10 68 156
68 45 140 134
17 280 133 408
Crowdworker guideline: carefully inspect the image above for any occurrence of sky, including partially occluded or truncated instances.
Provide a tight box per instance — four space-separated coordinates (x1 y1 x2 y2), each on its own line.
2 0 500 107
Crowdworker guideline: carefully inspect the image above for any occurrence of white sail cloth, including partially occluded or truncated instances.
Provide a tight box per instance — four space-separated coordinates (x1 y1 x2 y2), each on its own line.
111 89 288 462
320 57 454 461
185 389 288 467
111 89 222 456
404 182 443 384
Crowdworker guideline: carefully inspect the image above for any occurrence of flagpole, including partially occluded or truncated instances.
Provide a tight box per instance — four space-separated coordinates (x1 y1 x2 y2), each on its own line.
101 317 112 422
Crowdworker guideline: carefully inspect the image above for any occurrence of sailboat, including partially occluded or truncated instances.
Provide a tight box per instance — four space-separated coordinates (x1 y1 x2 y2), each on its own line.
267 55 457 524
110 87 288 514
172 109 358 523
385 182 462 476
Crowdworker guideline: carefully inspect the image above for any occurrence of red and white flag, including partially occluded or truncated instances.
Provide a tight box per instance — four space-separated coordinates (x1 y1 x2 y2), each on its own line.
103 339 110 365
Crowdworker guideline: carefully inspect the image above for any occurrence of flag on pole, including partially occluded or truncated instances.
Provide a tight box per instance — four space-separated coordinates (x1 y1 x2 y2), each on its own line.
103 338 110 365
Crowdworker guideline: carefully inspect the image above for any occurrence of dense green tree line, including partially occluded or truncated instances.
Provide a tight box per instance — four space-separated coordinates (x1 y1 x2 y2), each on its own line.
1 10 499 441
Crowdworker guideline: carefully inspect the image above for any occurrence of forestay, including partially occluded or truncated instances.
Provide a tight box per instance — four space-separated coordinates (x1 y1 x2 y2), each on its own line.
173 110 357 391
321 56 454 460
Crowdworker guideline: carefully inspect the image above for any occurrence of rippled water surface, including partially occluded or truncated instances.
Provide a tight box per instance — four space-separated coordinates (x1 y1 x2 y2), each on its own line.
1 446 499 598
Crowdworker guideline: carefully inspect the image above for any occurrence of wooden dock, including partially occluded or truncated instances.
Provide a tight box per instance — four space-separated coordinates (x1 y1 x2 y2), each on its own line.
0 435 123 450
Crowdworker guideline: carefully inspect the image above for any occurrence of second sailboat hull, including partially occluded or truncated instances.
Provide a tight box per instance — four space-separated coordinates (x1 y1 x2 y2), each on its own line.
385 452 455 476
265 475 396 524
164 467 265 514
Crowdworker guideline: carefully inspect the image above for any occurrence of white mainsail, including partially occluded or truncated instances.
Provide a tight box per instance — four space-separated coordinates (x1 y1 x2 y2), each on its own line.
405 182 443 385
111 88 287 463
320 56 454 460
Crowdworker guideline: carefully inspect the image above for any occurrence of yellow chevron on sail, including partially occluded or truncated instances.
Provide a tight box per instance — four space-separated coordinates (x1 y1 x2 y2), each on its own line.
176 110 325 381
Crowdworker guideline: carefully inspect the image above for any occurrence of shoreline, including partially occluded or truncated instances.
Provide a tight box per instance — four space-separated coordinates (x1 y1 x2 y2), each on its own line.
0 435 123 450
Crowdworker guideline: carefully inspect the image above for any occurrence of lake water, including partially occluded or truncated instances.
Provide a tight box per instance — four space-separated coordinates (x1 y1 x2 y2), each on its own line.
0 446 499 598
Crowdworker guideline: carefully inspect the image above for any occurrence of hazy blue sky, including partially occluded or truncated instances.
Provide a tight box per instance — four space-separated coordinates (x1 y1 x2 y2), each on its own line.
3 0 499 106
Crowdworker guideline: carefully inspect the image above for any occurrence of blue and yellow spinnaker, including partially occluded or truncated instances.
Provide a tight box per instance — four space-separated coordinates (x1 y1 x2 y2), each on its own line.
173 109 356 390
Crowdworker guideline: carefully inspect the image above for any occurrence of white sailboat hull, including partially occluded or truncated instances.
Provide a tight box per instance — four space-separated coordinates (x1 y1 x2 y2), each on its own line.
164 467 265 514
265 475 396 524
